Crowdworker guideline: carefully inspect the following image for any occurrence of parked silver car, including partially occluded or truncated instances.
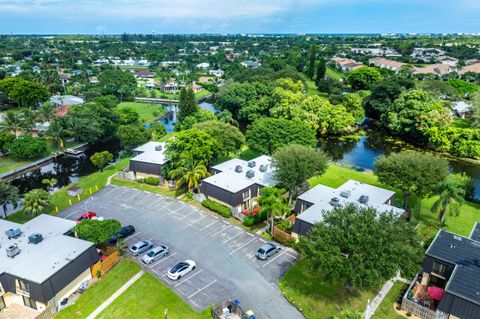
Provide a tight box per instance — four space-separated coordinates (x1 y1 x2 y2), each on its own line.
255 243 280 260
129 240 153 256
141 245 169 264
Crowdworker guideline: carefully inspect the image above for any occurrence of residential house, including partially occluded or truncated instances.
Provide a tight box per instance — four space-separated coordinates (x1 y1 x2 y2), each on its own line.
369 57 407 71
351 48 401 57
50 95 84 107
413 64 455 76
452 101 473 118
128 142 169 181
209 70 224 77
292 180 404 238
331 57 363 72
225 53 239 62
240 61 261 68
160 61 180 67
133 71 156 78
196 62 211 70
161 80 182 93
438 56 459 67
401 223 480 319
200 156 276 218
191 83 204 93
0 214 99 317
412 48 446 62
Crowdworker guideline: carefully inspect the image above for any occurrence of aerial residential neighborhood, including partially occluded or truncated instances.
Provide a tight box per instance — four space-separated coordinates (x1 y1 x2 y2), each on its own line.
0 2 480 319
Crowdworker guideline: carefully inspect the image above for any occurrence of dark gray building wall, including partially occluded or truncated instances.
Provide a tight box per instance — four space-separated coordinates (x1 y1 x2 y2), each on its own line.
421 256 455 279
438 292 480 319
293 199 313 214
200 182 260 208
129 160 163 176
0 245 99 303
292 219 314 236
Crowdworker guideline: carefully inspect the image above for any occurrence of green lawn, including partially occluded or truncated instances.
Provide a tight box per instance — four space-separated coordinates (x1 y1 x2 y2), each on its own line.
116 102 165 123
195 89 212 101
8 158 131 224
452 118 472 129
213 145 262 165
373 282 405 319
111 178 176 197
326 66 343 80
96 272 211 319
0 157 31 174
55 259 141 319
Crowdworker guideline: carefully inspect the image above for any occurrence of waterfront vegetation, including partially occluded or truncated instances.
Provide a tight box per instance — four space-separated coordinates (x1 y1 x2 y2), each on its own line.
116 102 165 123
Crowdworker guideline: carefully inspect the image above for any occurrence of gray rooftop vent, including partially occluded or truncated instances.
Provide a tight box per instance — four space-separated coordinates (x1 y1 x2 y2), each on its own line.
29 233 43 245
6 244 21 258
359 195 369 204
246 170 255 178
154 145 163 151
5 228 22 239
340 190 351 198
235 165 243 173
247 161 256 168
330 197 341 207
259 164 268 172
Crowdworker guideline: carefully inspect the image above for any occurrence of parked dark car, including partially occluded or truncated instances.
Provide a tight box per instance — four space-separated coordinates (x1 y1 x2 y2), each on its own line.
108 225 135 244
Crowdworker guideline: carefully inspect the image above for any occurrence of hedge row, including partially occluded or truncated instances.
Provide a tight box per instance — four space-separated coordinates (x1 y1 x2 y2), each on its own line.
202 199 231 218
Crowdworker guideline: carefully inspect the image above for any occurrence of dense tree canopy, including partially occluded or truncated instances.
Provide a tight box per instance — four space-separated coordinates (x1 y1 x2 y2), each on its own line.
246 118 317 154
166 129 217 167
74 219 121 245
192 120 244 155
116 125 149 151
346 67 381 90
298 205 423 290
178 87 198 121
97 67 137 101
9 134 47 160
0 77 50 108
90 151 114 172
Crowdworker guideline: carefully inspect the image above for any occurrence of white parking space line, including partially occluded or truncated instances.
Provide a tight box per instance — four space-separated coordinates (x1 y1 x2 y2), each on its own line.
260 238 267 243
262 250 287 268
123 191 140 202
246 232 254 237
151 268 160 275
124 231 142 241
178 210 197 220
174 269 204 287
147 198 163 208
137 193 154 205
229 238 256 255
64 209 80 219
211 225 231 237
188 279 217 299
199 219 218 231
286 252 298 260
190 299 200 309
102 187 118 197
150 252 177 267
222 230 244 244
116 188 131 198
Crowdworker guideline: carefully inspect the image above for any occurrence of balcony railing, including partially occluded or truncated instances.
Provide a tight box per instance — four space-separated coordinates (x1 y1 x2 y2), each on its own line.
401 274 448 319
16 287 30 297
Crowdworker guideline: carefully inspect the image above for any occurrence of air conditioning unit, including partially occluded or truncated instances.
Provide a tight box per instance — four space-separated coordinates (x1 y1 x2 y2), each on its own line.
330 197 341 207
6 244 21 258
28 233 43 245
246 170 255 178
259 164 268 172
154 145 163 151
247 161 256 168
340 190 351 198
359 195 369 204
235 165 243 173
5 228 22 239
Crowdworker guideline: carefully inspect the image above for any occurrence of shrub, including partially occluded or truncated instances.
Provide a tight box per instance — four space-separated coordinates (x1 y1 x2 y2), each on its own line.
9 135 47 160
243 209 267 226
202 199 231 218
243 217 255 226
276 219 292 232
143 177 160 186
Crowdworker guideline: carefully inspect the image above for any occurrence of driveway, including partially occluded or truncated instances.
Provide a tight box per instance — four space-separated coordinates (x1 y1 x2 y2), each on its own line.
58 185 304 319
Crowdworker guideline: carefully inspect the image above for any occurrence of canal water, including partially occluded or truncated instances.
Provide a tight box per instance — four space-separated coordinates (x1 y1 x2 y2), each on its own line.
158 102 217 132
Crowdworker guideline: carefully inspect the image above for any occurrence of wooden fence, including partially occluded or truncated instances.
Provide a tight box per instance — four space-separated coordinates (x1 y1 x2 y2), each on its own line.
91 251 120 278
273 226 294 243
35 300 57 319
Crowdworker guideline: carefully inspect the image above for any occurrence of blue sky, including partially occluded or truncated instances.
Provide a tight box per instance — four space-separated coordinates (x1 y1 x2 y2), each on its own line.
0 0 480 34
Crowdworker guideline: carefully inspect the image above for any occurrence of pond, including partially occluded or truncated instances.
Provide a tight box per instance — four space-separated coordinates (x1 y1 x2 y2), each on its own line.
318 130 480 201
158 102 217 132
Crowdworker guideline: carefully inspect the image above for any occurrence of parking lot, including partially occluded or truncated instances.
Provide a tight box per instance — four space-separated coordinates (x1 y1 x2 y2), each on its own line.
59 185 303 319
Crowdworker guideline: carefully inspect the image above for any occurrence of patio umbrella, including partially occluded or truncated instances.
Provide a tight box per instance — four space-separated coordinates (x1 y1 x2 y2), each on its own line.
428 286 445 301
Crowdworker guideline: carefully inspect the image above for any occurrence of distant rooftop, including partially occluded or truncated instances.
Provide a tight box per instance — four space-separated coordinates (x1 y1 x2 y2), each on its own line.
0 214 94 284
204 155 276 193
131 141 169 165
50 95 84 106
296 180 404 225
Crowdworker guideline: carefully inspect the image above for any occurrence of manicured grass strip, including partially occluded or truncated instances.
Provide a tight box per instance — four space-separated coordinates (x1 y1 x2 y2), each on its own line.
326 66 343 80
0 157 31 175
452 118 471 129
116 102 165 123
8 158 131 224
55 259 141 319
373 281 405 319
279 260 377 319
96 272 211 319
111 178 176 197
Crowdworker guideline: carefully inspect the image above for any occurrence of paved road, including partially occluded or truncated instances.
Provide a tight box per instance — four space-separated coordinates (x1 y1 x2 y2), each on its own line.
59 185 304 319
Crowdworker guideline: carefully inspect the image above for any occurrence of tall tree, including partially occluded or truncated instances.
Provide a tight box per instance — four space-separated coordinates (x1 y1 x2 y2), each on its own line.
0 181 20 218
431 174 469 225
257 187 290 236
374 150 450 214
166 128 217 167
178 87 198 121
315 58 326 85
90 151 113 172
308 45 317 80
272 144 328 202
0 77 49 108
192 120 244 155
1 111 22 137
346 67 381 90
169 152 210 192
39 102 55 122
45 119 65 148
115 125 149 151
23 189 51 217
298 205 423 290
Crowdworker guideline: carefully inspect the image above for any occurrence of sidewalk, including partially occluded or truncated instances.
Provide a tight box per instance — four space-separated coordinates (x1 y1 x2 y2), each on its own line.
85 270 144 319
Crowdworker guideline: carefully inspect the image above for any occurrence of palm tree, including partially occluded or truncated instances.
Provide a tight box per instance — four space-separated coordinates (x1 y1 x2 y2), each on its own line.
0 181 20 218
20 107 37 130
169 153 210 192
39 102 55 122
45 120 65 148
258 187 290 236
42 178 57 193
23 189 52 217
431 174 468 225
2 111 22 137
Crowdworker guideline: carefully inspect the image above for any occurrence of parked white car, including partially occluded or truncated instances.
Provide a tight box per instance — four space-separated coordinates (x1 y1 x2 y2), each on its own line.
167 260 196 280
